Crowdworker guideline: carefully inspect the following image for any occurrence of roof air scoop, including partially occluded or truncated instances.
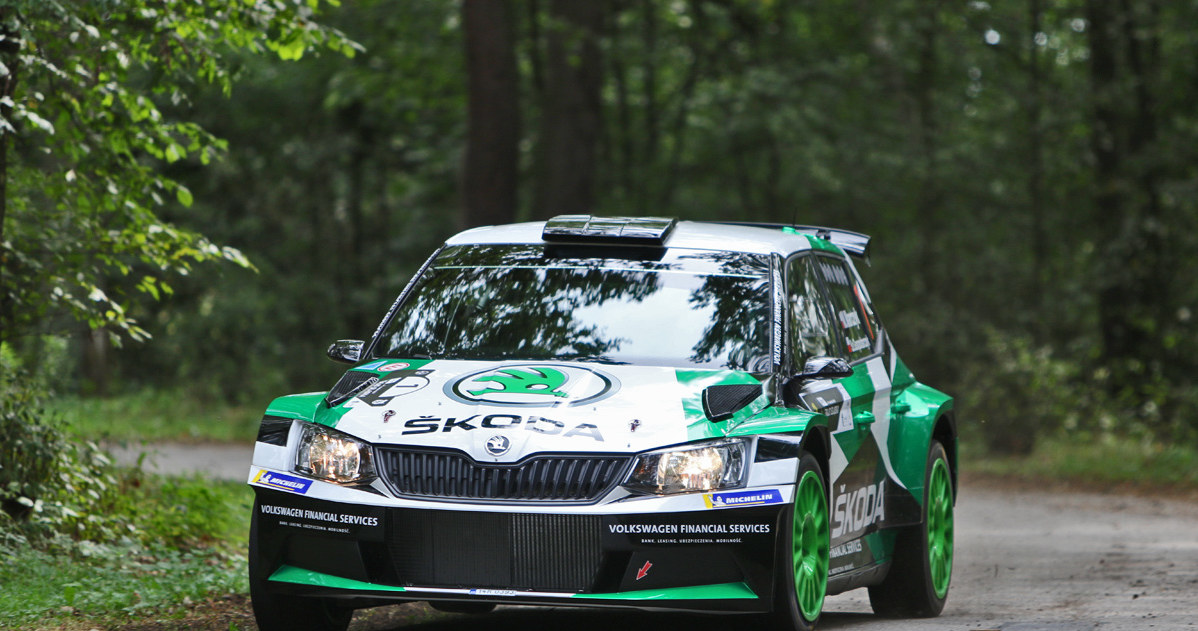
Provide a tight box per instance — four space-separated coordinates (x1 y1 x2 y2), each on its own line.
542 215 677 246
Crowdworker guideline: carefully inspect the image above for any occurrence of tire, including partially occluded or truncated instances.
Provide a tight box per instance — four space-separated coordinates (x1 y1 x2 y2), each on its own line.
868 440 954 618
249 501 353 631
429 601 497 614
772 451 830 631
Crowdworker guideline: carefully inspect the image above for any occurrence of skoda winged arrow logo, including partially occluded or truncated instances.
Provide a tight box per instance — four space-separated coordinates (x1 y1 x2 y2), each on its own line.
485 435 511 457
468 366 570 398
446 363 619 407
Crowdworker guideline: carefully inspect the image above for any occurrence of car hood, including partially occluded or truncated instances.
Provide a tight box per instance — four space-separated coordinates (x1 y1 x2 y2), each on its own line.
311 359 768 462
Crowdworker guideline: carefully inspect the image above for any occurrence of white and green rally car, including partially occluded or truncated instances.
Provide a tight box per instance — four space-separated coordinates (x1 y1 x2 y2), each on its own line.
247 216 957 631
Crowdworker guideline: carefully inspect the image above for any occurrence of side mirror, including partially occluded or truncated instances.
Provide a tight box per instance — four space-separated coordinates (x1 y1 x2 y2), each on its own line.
327 339 364 365
793 356 853 381
702 383 763 422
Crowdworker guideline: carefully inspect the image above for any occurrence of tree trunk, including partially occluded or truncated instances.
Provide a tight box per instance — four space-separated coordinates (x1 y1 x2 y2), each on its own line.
80 325 110 396
462 0 521 228
1027 0 1047 337
1089 0 1165 369
914 7 944 290
533 0 606 219
0 15 19 348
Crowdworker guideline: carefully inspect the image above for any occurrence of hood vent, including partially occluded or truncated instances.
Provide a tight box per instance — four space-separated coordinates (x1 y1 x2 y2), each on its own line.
325 370 379 407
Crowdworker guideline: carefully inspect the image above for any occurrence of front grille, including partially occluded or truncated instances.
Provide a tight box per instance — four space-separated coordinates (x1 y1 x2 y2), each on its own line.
376 447 631 503
387 510 603 591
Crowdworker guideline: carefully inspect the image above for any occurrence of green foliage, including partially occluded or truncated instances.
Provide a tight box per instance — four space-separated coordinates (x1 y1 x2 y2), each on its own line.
0 0 360 346
136 477 251 548
111 0 466 397
49 388 260 444
961 327 1198 455
0 0 1191 449
960 329 1110 455
970 434 1198 491
0 371 61 520
0 362 250 551
0 480 251 626
4 439 247 552
0 369 252 623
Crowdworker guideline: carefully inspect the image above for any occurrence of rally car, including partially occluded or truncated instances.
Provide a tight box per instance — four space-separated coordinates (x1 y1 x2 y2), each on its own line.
247 216 956 631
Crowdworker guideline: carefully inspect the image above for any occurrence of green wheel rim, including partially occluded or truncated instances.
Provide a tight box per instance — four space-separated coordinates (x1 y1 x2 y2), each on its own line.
927 457 954 599
792 469 829 621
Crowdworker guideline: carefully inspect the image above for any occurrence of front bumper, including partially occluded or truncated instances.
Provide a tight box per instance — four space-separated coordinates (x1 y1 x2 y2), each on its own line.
253 487 789 612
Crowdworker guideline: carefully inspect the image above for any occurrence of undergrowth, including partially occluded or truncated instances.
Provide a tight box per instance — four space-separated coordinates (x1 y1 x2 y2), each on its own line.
47 388 260 444
0 477 252 628
1 369 253 628
965 432 1198 492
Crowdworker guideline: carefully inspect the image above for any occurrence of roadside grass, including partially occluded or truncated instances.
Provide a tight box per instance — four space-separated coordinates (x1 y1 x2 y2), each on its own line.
0 477 253 629
966 433 1198 493
47 389 262 444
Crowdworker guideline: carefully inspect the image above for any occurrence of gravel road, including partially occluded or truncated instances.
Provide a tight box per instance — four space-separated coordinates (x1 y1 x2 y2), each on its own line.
817 483 1198 630
346 482 1198 631
108 442 255 481
109 443 1198 631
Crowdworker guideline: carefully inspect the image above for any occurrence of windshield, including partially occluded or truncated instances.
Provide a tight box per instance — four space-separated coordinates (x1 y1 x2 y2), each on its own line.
373 245 772 371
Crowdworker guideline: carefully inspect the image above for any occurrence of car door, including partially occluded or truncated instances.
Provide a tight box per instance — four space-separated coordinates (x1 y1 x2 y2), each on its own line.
785 253 887 571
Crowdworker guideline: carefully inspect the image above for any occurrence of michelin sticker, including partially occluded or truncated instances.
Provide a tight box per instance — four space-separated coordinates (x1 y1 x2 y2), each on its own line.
446 363 619 407
252 470 312 495
703 489 783 509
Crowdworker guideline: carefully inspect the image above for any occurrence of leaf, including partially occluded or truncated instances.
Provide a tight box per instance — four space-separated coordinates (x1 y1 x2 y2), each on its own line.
139 276 160 301
276 37 307 61
176 186 194 207
21 110 56 134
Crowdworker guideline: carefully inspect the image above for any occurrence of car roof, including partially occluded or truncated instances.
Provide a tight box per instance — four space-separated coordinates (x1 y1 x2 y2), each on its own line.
443 220 828 258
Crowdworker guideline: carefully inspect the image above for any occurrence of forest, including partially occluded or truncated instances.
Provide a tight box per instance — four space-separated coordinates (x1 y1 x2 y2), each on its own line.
3 0 1197 459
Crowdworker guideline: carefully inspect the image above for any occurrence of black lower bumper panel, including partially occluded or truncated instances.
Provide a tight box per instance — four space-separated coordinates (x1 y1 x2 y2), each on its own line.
253 489 784 612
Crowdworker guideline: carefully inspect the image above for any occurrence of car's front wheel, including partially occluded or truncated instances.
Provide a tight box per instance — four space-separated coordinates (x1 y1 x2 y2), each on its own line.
249 501 353 631
772 451 829 631
868 439 954 617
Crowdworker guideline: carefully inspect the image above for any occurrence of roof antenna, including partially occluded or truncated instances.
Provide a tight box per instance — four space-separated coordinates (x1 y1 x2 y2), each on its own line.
789 207 799 229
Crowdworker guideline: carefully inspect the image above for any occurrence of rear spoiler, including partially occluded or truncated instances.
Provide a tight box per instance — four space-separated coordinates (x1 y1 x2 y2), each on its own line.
710 222 871 264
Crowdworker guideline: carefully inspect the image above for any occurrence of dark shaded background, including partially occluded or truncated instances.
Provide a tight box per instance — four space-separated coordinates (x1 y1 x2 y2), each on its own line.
33 1 1198 452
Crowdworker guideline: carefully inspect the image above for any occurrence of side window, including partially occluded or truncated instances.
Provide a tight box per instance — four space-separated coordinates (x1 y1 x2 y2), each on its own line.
786 256 837 369
817 257 877 362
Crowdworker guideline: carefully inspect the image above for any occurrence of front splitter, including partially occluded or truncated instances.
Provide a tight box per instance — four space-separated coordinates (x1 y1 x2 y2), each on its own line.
269 564 763 612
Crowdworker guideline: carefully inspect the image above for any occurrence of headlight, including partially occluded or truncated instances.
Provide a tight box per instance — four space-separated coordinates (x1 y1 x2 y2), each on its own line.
623 439 747 495
294 423 376 484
